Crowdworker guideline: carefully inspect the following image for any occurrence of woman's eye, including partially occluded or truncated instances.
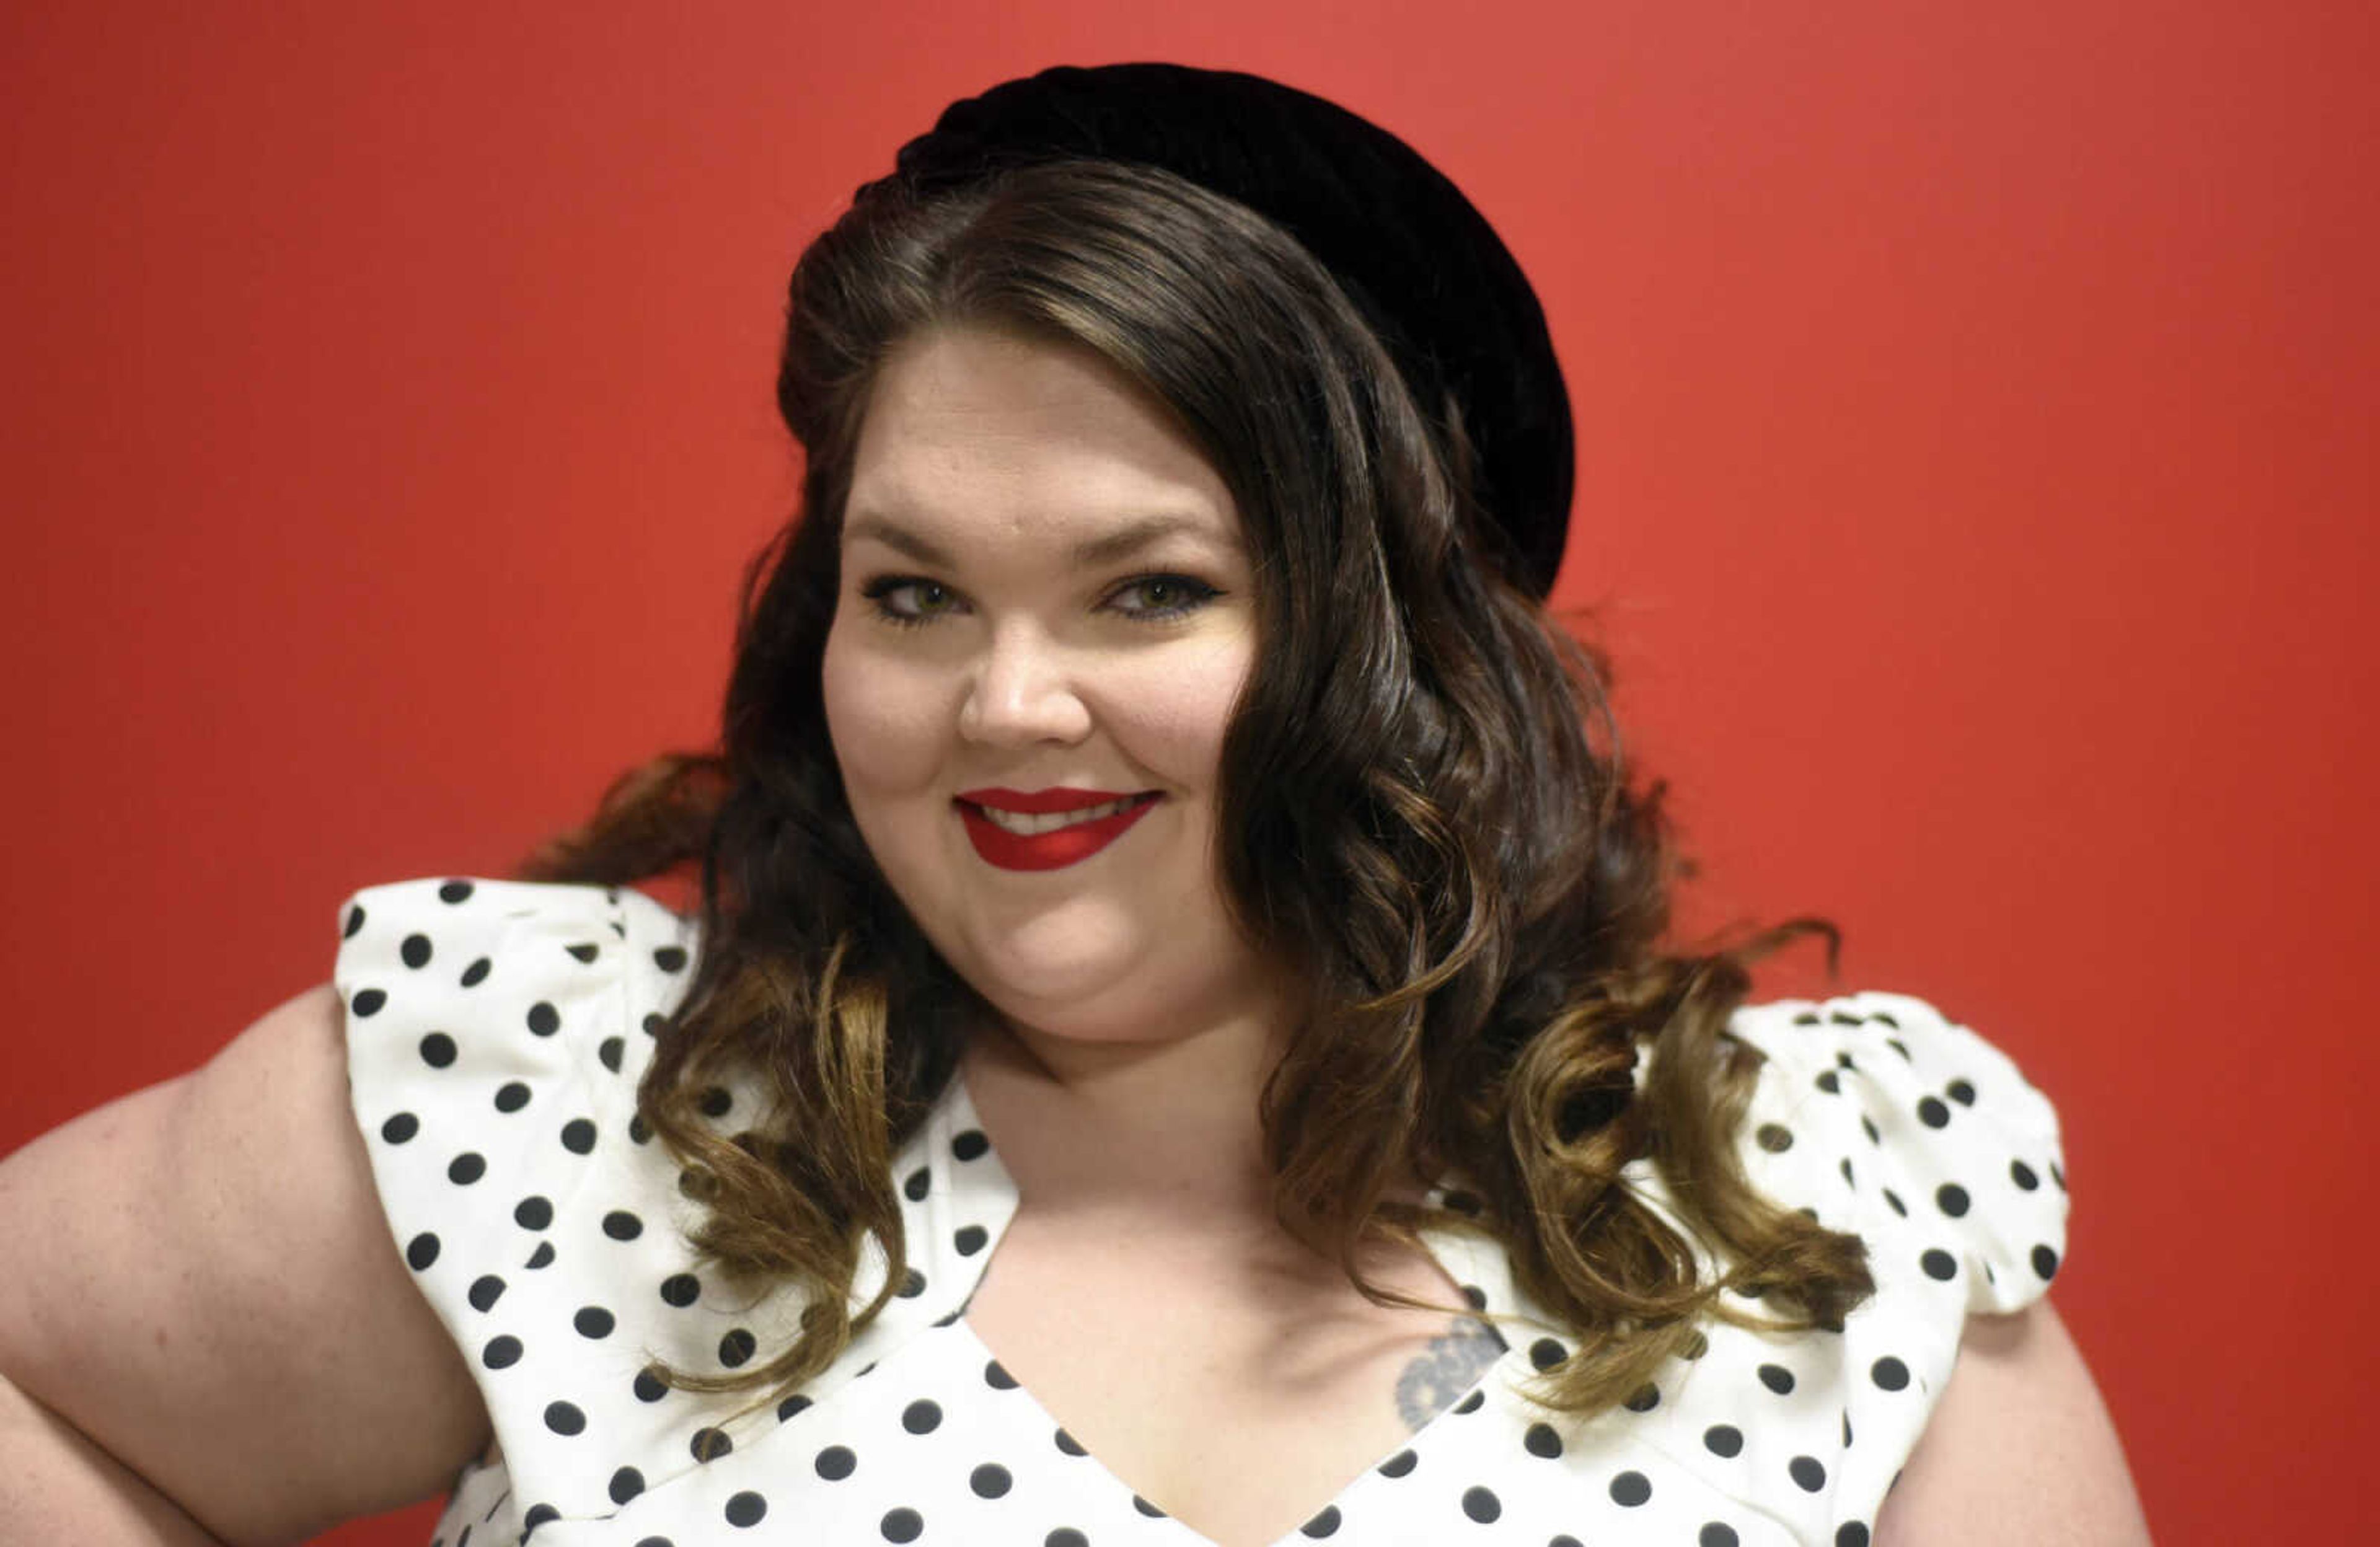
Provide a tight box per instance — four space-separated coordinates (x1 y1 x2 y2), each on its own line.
1108 575 1221 620
859 577 959 627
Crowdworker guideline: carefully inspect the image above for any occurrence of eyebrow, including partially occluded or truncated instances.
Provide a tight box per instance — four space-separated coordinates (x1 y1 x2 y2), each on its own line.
842 511 1233 570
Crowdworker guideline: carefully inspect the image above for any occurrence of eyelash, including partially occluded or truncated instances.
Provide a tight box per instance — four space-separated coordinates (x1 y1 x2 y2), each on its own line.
857 573 1224 630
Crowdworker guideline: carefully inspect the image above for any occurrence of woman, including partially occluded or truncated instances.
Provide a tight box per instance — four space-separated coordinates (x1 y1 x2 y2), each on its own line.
0 64 2146 1547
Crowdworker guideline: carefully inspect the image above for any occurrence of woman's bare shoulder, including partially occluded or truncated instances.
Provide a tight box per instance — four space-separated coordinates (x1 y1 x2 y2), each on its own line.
0 984 490 1545
1874 1298 2153 1546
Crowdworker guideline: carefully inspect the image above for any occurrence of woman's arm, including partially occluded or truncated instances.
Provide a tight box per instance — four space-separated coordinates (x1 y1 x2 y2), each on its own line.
1875 1298 2151 1546
0 985 493 1546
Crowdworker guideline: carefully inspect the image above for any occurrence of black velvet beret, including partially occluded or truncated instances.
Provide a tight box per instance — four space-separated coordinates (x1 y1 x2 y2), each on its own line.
876 63 1574 601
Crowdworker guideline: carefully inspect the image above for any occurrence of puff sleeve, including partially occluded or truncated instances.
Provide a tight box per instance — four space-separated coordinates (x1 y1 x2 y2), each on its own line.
332 876 779 1534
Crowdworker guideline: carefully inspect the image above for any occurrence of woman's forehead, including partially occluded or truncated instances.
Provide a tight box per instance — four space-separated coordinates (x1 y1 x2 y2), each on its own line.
843 326 1244 558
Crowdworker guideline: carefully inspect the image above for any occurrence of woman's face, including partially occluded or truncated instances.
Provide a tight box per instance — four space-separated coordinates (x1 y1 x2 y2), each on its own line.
821 322 1284 1050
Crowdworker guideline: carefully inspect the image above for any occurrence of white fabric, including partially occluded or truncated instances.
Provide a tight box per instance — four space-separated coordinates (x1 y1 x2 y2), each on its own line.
335 876 2069 1547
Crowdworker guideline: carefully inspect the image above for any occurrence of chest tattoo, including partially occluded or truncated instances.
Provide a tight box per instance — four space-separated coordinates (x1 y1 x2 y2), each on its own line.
1393 1315 1509 1430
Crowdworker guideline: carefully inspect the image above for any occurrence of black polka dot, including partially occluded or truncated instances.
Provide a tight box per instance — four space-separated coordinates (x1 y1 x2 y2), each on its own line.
1917 1096 1951 1128
1755 1122 1794 1152
2052 1160 2066 1190
1134 1496 1166 1517
633 1368 668 1402
903 1166 930 1201
544 1401 584 1436
985 1360 1018 1390
1528 1337 1567 1370
2011 1158 2041 1190
1838 1157 1856 1186
902 1398 943 1434
1461 1485 1501 1522
351 988 386 1018
1624 1382 1660 1412
643 1012 667 1036
1461 1283 1487 1311
724 1491 766 1528
515 1196 553 1230
720 1328 758 1368
494 1082 531 1113
628 1113 652 1144
419 1033 457 1068
561 1118 597 1154
405 1233 439 1271
1523 1422 1562 1458
446 1152 486 1185
816 1443 857 1478
1791 1455 1827 1491
654 945 690 972
524 1241 555 1270
1610 1470 1651 1507
970 1462 1011 1498
898 1267 927 1298
881 1508 923 1543
952 1129 990 1161
955 1224 988 1255
522 1503 558 1533
1815 1069 1841 1094
1054 1429 1086 1457
603 1210 643 1241
481 1335 522 1369
343 904 366 938
660 1272 701 1307
1844 1409 1854 1447
1872 1355 1911 1391
1302 1504 1342 1536
575 1307 615 1339
691 1427 733 1461
527 1002 560 1037
699 1086 733 1119
1936 1184 1971 1217
1046 1533 1089 1547
467 1274 505 1312
778 1392 812 1421
438 879 474 904
460 957 491 987
609 1466 645 1504
599 1036 624 1073
1861 1114 1882 1145
1704 1424 1744 1458
1757 1364 1795 1395
2033 1244 2060 1280
1838 1523 1872 1546
1701 1525 1740 1547
1947 1078 1977 1105
381 1113 419 1144
1921 1248 1960 1280
632 1539 673 1547
1883 1188 1908 1217
566 943 600 965
401 934 433 969
1378 1448 1417 1477
1453 1388 1485 1414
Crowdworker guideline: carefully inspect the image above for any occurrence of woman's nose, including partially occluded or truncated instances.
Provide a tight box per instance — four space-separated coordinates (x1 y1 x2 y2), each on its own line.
956 625 1092 746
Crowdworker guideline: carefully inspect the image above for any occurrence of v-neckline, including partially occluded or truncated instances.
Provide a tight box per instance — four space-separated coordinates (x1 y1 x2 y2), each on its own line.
922 1069 1550 1547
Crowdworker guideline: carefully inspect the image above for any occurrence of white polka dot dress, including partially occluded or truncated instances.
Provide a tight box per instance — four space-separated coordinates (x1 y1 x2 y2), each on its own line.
336 878 2070 1547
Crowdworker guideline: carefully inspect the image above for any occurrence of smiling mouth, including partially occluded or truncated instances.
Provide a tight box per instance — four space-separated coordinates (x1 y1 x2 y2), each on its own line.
961 793 1159 835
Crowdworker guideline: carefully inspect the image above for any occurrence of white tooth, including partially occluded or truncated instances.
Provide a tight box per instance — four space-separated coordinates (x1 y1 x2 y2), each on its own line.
979 796 1139 835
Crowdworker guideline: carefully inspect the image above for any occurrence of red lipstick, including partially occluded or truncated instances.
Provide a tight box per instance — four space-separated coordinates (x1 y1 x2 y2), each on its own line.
953 788 1161 871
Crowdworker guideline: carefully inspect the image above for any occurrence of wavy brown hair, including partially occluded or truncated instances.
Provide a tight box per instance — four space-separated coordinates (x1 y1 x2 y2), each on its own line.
520 159 1874 1430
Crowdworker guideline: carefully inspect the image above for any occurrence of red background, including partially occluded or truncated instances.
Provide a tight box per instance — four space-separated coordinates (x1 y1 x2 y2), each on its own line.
4 4 2372 1543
